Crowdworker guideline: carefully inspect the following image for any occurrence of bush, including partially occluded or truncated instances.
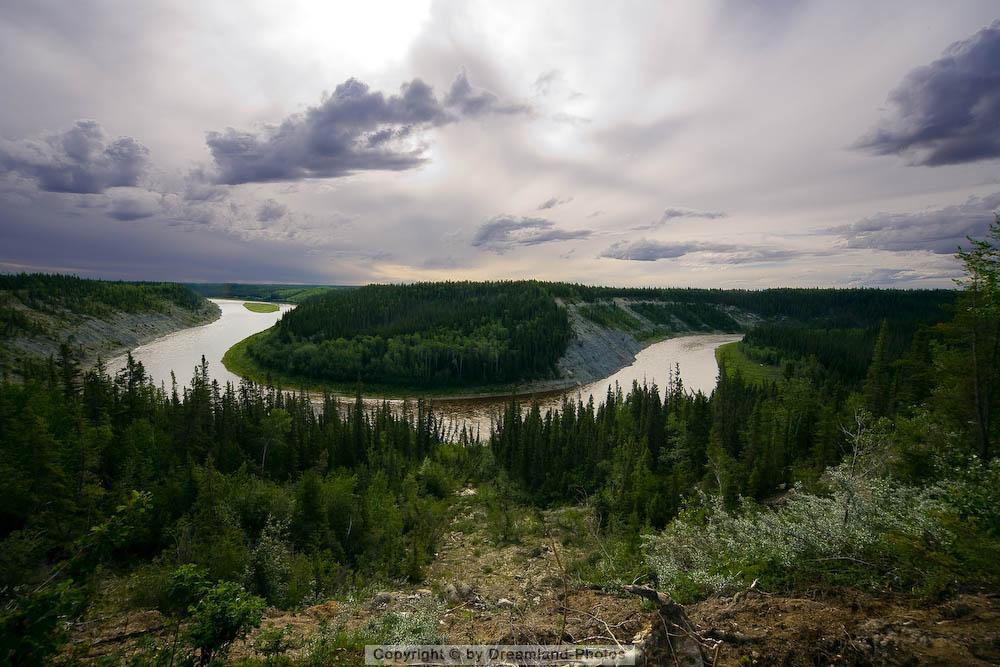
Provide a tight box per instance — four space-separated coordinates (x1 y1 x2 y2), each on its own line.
186 581 266 665
244 515 292 605
644 462 954 601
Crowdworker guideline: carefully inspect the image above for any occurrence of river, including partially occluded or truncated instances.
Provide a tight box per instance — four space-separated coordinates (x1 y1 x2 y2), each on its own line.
107 299 293 387
108 298 741 433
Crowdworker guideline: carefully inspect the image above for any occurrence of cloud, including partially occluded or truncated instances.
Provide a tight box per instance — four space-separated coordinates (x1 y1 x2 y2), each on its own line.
532 70 562 96
632 207 728 230
471 215 591 253
206 77 453 184
444 71 531 117
856 21 1000 166
660 207 727 221
107 189 162 220
829 192 1000 253
600 238 801 264
0 120 149 193
845 267 964 287
182 167 228 202
537 195 573 210
257 198 287 222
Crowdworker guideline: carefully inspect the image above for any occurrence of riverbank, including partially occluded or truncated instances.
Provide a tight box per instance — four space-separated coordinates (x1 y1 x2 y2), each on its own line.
222 330 585 400
222 321 737 402
1 292 220 375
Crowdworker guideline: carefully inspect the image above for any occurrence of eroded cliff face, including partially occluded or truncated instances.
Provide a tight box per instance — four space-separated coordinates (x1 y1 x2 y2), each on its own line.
0 297 220 374
556 302 647 384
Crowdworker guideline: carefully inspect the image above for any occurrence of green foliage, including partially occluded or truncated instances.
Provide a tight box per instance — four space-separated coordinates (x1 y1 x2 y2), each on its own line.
247 281 572 388
243 302 280 313
252 623 299 661
0 273 206 319
0 491 151 665
629 301 740 332
578 303 643 332
187 283 339 304
0 273 214 378
186 580 266 665
244 515 293 605
643 464 958 601
715 342 783 386
0 581 82 667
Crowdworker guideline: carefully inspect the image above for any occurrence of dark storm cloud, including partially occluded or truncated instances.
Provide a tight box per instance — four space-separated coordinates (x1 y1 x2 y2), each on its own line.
661 207 727 221
471 215 591 254
444 71 531 117
256 198 287 222
537 196 573 210
601 239 800 264
205 77 454 185
829 192 1000 254
856 21 1000 166
0 120 149 193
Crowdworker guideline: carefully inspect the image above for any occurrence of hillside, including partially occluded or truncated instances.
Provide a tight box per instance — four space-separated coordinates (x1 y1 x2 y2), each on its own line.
234 281 955 392
0 273 219 377
3 222 998 665
187 282 342 304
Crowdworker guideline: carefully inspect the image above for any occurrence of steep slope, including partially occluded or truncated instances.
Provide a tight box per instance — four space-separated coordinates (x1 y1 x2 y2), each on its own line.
0 273 220 377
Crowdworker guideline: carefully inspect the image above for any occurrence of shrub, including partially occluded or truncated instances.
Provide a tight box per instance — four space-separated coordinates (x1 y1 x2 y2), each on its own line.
244 515 292 605
644 462 953 601
186 581 266 665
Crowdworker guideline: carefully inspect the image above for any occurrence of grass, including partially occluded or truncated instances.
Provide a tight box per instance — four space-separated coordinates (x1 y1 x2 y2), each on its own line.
715 341 783 385
242 302 279 313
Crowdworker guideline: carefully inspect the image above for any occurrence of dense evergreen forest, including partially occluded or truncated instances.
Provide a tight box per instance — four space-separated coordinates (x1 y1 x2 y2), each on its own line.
1 222 997 664
245 281 573 388
187 284 339 305
245 279 955 390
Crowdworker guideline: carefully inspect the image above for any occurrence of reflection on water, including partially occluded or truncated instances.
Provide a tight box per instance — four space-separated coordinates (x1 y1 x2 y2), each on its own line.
108 299 740 436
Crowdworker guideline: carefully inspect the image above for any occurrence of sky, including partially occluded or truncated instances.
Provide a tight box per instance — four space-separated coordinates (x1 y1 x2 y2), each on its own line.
1 1 998 288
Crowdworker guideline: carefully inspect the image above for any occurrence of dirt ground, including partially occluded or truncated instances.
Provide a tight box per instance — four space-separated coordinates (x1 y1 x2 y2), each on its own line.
68 494 1000 665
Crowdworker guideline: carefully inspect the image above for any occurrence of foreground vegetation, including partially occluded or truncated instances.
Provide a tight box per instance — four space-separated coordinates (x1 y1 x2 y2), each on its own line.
1 221 997 664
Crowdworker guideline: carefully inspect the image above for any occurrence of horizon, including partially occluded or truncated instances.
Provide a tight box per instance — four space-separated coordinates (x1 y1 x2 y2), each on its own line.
1 2 999 288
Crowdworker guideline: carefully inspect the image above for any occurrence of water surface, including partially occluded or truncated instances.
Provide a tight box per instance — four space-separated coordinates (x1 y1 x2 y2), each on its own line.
108 299 740 433
108 299 292 387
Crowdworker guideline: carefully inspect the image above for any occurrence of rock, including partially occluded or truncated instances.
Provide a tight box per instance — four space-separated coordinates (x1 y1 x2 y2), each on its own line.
415 588 433 596
497 598 515 608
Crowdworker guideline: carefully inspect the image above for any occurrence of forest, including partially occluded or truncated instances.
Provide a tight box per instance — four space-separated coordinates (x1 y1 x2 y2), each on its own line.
243 279 955 390
1 273 207 332
244 281 573 388
0 221 997 664
0 275 216 380
186 284 339 305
